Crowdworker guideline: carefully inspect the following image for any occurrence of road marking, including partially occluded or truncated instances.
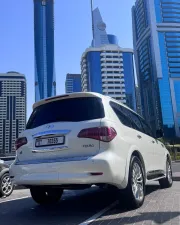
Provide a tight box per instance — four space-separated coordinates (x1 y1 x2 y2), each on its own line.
0 196 29 203
79 200 118 225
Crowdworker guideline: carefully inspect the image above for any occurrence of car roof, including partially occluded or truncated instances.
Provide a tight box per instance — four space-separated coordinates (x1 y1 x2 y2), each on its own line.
33 92 138 117
33 92 104 109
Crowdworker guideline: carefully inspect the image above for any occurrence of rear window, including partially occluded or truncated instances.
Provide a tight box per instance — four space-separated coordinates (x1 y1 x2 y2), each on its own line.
26 97 105 129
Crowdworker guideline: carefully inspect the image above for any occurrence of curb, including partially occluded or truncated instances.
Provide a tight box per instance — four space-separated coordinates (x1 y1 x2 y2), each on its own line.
173 175 180 181
173 177 180 181
173 172 180 182
14 186 27 190
172 160 180 163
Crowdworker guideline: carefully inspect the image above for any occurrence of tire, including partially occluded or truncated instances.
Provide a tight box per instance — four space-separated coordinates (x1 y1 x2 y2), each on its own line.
0 173 14 197
159 159 173 189
30 187 63 205
120 156 145 209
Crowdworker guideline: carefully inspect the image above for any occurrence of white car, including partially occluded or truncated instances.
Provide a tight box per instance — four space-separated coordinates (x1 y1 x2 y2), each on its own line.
0 159 14 197
10 92 173 209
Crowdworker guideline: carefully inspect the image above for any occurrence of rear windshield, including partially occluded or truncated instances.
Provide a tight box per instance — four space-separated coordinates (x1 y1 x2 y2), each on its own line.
26 97 105 129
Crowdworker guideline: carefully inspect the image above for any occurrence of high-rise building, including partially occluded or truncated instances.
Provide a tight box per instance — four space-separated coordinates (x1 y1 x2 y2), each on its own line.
81 6 137 111
65 74 82 93
81 45 137 111
0 72 26 156
91 7 118 47
132 0 180 139
34 0 56 102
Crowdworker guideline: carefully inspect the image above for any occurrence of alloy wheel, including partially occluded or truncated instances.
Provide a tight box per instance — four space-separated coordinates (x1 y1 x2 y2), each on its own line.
131 162 144 201
167 162 173 184
1 174 13 196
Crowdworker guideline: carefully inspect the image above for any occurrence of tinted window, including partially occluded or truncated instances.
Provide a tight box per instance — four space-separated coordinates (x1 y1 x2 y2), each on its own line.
26 97 105 129
110 102 132 128
128 111 144 133
110 101 148 134
118 105 144 133
139 117 154 137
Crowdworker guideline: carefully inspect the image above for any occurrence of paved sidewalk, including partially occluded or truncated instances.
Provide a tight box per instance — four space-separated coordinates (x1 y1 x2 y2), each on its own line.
91 182 180 225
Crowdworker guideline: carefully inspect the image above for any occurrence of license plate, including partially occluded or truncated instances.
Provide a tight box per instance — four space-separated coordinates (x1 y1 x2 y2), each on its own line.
35 136 65 147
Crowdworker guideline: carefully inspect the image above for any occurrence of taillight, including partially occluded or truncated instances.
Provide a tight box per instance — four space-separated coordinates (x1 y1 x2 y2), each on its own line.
78 127 117 142
15 137 27 150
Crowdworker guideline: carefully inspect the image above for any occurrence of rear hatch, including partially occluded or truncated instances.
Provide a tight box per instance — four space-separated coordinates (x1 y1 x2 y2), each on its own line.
17 96 105 163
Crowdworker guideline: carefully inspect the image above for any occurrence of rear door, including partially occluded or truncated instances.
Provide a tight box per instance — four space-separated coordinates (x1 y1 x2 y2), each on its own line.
125 109 155 173
110 102 155 173
138 117 158 172
154 140 166 172
17 96 105 162
139 118 165 172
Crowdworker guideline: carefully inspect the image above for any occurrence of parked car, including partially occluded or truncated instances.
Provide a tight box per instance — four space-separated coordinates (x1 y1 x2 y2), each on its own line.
0 159 14 197
10 92 173 209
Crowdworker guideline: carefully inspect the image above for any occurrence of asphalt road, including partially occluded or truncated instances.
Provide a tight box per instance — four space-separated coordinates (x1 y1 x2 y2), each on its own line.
0 182 180 225
0 187 117 225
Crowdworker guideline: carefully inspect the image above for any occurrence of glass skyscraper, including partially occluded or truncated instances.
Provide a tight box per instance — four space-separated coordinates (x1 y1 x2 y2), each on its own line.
0 72 26 156
132 0 180 139
81 47 136 111
34 0 56 102
91 8 119 47
81 7 137 111
65 74 82 94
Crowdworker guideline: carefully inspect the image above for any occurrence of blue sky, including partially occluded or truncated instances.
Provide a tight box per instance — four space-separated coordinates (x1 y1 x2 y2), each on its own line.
0 0 135 119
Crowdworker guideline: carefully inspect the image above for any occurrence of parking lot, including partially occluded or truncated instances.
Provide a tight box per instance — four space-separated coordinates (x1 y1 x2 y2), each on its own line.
0 182 179 225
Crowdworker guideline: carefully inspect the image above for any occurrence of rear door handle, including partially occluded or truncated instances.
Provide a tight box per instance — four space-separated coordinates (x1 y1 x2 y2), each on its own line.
137 135 142 139
152 140 155 144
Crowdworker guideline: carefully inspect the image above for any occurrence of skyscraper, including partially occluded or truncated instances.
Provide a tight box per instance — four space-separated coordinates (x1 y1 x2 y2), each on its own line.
132 0 180 139
65 74 82 94
81 6 137 111
34 0 56 102
81 46 137 111
0 72 26 156
91 7 118 47
91 7 110 47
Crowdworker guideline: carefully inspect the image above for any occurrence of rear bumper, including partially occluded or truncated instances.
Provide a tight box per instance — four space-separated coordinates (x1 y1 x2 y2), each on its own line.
10 153 126 188
10 159 113 185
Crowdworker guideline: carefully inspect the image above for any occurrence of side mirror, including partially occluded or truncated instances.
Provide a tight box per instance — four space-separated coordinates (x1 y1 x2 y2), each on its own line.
156 129 164 139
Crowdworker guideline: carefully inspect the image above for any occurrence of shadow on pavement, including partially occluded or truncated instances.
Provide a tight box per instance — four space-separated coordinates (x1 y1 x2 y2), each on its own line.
0 187 117 225
91 184 179 225
92 211 180 224
0 185 162 225
146 183 160 195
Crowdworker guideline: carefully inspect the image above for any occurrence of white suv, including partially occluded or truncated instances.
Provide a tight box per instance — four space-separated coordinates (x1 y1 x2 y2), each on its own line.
10 92 173 209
